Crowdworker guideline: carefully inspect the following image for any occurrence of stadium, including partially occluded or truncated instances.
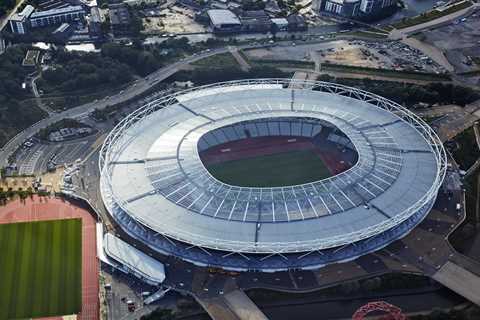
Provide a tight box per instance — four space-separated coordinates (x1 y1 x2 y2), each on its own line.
99 79 447 272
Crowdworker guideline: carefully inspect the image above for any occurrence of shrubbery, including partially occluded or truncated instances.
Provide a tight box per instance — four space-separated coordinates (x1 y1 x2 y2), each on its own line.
317 75 480 106
0 46 46 147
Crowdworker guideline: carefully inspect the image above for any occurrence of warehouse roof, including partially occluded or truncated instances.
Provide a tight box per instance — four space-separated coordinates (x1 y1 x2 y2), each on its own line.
30 5 84 19
207 9 241 26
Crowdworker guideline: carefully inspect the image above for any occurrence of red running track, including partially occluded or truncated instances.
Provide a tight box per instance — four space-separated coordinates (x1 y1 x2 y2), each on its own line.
0 196 99 320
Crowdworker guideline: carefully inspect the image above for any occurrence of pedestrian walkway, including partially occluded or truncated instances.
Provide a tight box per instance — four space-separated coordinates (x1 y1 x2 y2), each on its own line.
433 260 480 305
196 289 268 320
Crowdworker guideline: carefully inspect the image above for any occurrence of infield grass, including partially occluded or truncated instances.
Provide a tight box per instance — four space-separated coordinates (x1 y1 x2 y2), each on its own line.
206 150 331 187
0 219 82 320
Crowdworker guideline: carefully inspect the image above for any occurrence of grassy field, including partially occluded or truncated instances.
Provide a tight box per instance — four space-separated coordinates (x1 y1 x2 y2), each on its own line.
191 53 238 68
391 0 473 29
238 50 315 69
320 63 451 81
0 219 82 319
206 150 331 187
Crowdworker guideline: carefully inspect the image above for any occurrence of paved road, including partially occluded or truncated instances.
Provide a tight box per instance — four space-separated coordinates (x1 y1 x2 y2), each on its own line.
0 46 234 166
389 2 480 39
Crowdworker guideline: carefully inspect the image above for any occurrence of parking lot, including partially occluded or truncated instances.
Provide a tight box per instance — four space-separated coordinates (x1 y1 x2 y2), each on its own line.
15 134 99 175
244 39 445 73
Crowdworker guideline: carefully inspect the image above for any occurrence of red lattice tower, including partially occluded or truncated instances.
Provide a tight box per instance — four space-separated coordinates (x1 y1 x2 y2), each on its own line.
352 301 407 320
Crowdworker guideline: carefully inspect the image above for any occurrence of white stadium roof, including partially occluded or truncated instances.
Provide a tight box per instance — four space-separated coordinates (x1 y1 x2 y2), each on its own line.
100 79 446 256
104 233 165 284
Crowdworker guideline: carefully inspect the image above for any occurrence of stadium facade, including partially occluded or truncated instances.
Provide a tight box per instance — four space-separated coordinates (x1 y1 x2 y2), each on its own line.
99 79 447 272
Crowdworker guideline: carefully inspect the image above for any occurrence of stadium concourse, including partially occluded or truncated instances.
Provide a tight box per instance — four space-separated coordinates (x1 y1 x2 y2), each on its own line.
0 196 99 320
99 79 447 272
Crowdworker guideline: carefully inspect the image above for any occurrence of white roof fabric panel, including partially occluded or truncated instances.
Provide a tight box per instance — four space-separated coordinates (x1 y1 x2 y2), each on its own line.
100 80 445 254
104 233 165 284
207 9 241 26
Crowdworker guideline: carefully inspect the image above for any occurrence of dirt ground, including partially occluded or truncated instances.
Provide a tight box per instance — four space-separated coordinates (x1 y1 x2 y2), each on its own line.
244 41 389 69
0 167 64 193
419 12 480 74
321 47 381 68
0 177 35 192
244 40 444 72
40 168 64 192
142 6 206 33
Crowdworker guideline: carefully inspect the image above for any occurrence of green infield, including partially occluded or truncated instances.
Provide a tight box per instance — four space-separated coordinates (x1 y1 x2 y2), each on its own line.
0 219 82 320
205 150 331 187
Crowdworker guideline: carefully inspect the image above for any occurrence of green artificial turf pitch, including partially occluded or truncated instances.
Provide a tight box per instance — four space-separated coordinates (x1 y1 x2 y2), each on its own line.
0 218 82 319
206 150 331 187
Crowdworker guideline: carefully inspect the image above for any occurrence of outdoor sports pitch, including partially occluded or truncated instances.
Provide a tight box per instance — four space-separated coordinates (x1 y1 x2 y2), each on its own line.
0 218 82 320
205 150 331 187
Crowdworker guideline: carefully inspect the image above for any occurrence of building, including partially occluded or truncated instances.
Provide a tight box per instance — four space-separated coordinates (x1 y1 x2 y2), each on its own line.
87 6 102 36
102 233 165 286
30 6 85 28
360 0 396 15
315 0 396 18
52 23 73 42
108 3 131 36
22 50 40 67
287 13 307 31
99 79 446 272
238 10 271 33
48 127 92 142
321 0 360 17
271 18 288 31
207 9 242 33
9 5 35 34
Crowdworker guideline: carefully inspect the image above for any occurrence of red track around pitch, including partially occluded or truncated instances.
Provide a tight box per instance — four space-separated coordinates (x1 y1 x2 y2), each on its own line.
0 196 99 320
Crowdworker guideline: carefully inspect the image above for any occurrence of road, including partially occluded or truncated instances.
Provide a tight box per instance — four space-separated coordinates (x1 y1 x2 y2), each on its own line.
389 2 480 39
387 2 479 73
0 46 235 166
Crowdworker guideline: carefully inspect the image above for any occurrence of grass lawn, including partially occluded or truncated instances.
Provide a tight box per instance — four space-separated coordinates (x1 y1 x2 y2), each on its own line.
206 150 331 187
191 53 238 68
340 31 389 39
391 0 472 29
0 219 82 319
320 63 451 81
239 50 315 69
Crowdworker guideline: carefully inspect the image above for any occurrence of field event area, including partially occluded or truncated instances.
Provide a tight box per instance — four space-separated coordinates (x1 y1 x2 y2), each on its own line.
0 218 82 319
200 135 357 188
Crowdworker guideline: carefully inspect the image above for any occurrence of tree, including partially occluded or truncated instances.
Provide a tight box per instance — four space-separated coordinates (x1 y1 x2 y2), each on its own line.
140 308 175 320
